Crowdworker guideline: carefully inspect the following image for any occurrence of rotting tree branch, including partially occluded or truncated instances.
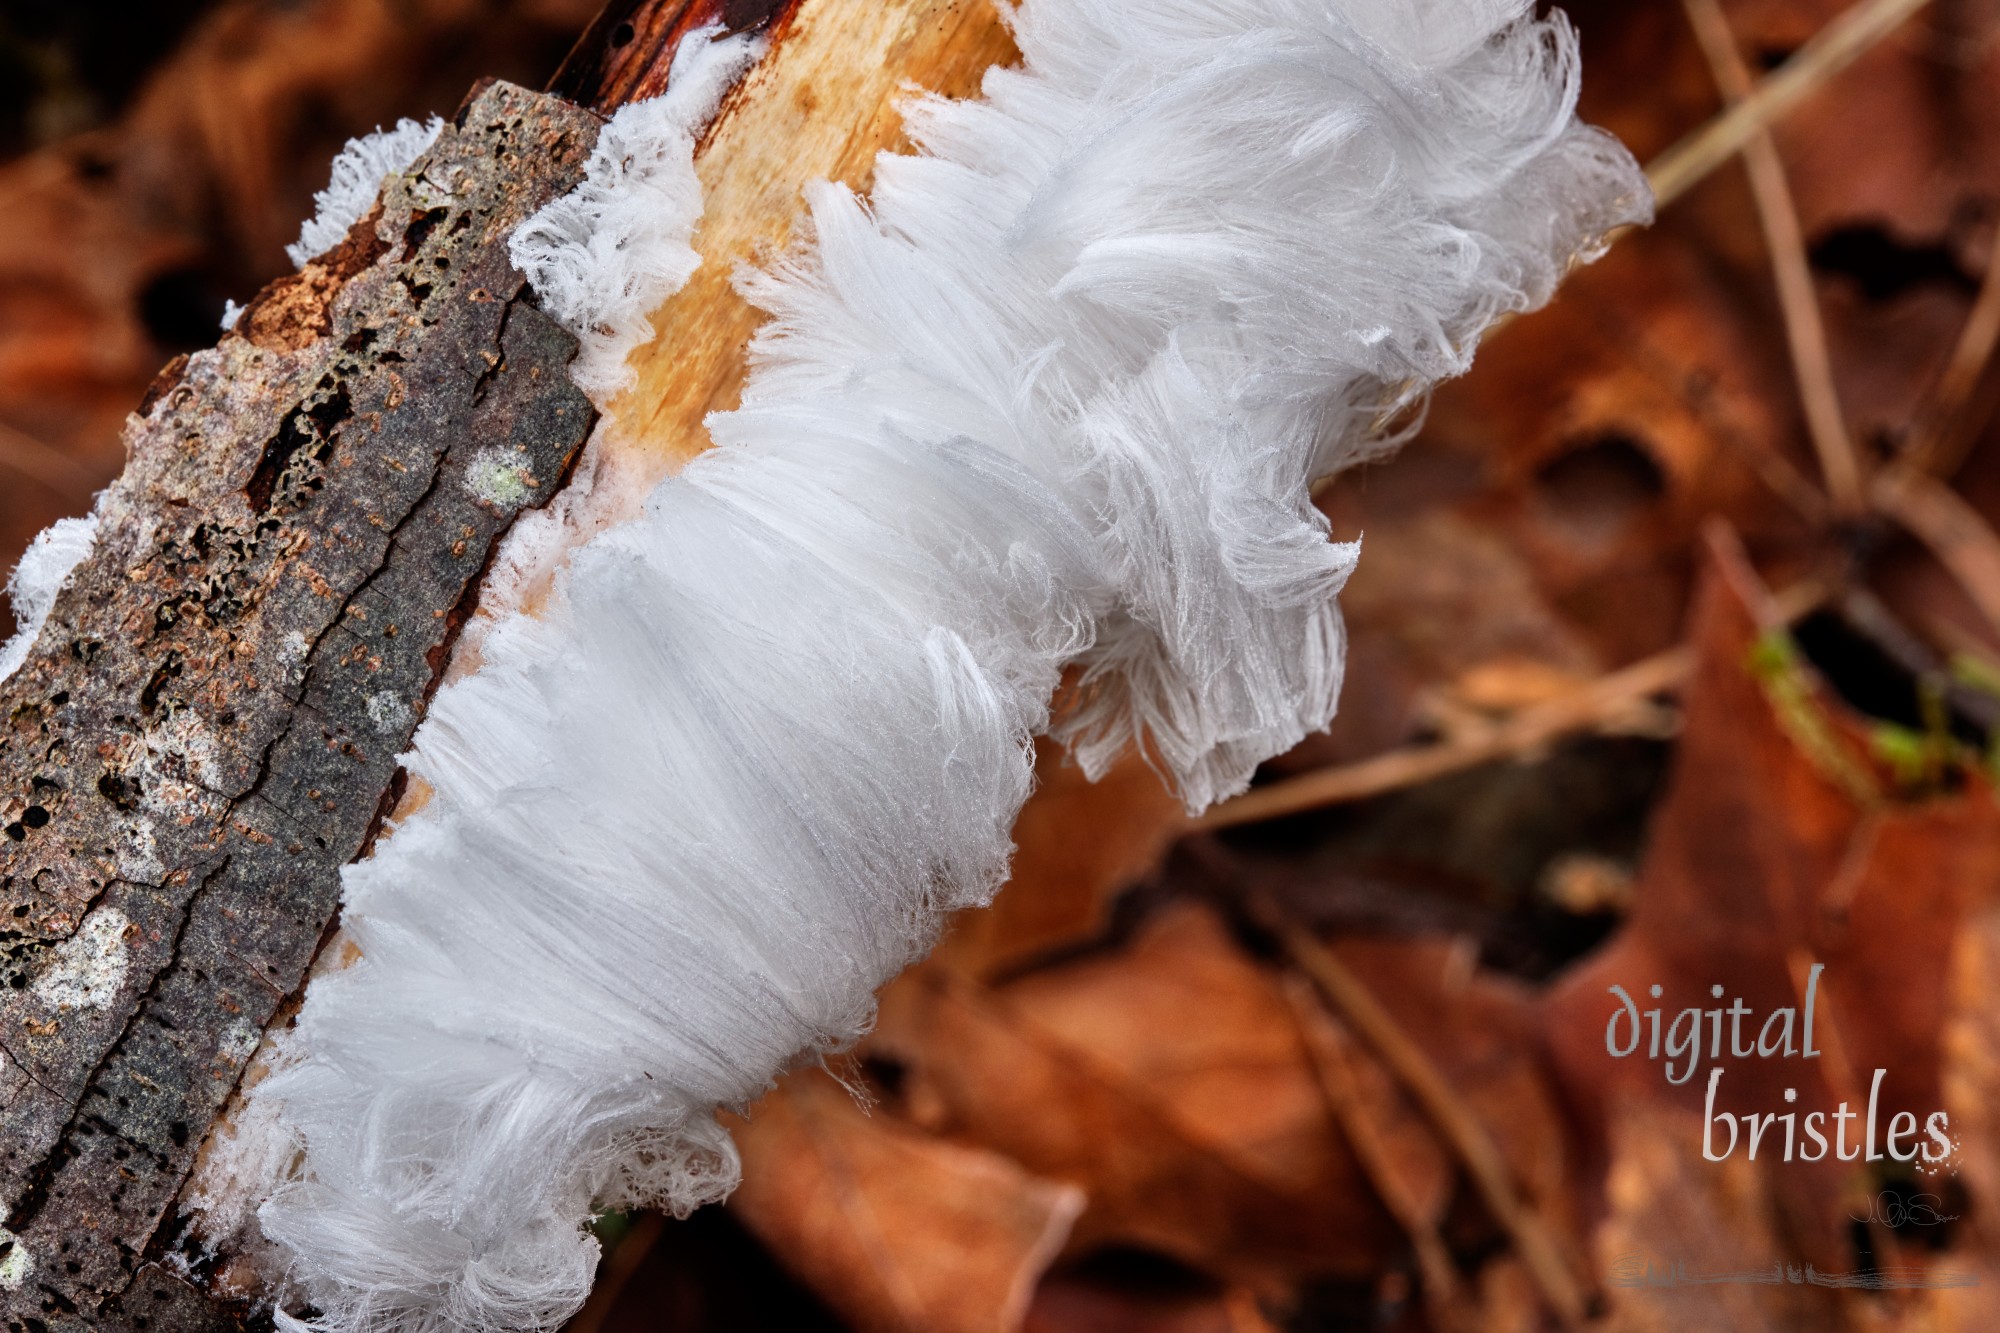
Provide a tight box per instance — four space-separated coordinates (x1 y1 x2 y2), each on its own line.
0 79 605 1333
0 0 1030 1320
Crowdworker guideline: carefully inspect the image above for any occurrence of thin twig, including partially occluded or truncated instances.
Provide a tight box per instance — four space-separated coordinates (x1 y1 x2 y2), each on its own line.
1683 0 1865 514
1780 947 1910 1273
1282 976 1468 1332
1871 466 2000 637
1197 648 1692 831
1646 0 1932 210
1903 223 2000 479
1244 892 1591 1331
1309 0 1919 502
1860 229 2000 633
0 419 97 503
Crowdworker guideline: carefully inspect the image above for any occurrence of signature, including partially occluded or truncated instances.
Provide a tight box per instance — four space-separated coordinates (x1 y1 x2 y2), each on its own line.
1850 1191 1959 1229
1609 1254 1978 1291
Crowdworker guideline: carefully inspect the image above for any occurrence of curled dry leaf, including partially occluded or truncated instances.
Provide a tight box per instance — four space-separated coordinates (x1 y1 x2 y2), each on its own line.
730 1070 1085 1333
867 902 1575 1295
934 738 1187 978
1546 528 2000 1293
1025 1275 1279 1333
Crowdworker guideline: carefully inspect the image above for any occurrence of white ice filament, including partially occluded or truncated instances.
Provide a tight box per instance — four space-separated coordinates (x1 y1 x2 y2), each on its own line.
251 3 1649 1329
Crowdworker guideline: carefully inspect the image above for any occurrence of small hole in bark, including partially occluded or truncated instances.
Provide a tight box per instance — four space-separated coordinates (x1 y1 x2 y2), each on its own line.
4 824 23 842
21 807 47 829
400 206 452 264
139 656 183 712
609 20 635 47
98 772 139 810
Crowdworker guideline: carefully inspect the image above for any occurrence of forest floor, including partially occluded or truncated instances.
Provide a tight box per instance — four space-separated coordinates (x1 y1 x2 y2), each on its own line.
3 0 1998 1329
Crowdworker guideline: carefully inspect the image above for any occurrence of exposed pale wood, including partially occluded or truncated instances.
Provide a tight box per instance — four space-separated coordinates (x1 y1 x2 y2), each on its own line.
154 5 1034 1323
606 0 1018 483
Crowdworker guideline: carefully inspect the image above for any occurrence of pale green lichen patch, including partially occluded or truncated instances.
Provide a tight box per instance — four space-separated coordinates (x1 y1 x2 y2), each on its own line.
0 1227 31 1290
33 906 131 1011
366 690 411 734
467 448 533 507
117 818 166 886
221 1017 263 1063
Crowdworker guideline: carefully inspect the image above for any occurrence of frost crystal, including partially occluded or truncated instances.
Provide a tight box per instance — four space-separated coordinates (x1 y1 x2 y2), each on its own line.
252 5 1648 1330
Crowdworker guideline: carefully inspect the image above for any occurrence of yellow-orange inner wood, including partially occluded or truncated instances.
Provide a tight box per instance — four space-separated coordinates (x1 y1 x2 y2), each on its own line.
607 0 1019 481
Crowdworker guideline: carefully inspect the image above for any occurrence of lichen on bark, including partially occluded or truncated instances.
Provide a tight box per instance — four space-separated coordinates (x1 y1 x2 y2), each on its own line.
0 80 604 1332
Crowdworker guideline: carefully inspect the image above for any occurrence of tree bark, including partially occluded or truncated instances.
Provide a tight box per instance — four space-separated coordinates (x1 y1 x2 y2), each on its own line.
0 79 601 1332
0 0 1017 1325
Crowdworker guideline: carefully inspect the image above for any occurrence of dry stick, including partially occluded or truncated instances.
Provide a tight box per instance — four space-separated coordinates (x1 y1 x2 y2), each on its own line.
1197 582 1824 833
1197 647 1692 831
1871 466 2000 635
1646 0 1932 210
1662 0 2000 639
1244 892 1592 1331
0 418 98 502
1683 0 1865 516
1904 226 2000 480
1780 944 1914 1278
1864 231 2000 639
1674 0 2000 653
1282 976 1469 1332
1306 0 1925 509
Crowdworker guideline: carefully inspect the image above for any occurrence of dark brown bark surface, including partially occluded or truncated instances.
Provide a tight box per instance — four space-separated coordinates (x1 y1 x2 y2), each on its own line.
549 0 792 113
0 80 602 1332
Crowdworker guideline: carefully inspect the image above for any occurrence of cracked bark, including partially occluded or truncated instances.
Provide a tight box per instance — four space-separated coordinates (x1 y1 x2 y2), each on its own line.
0 0 1020 1324
0 80 603 1332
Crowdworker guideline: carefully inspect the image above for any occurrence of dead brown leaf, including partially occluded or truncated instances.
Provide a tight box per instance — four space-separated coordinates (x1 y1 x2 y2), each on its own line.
875 904 1390 1285
1546 527 2000 1283
1024 1275 1278 1333
730 1069 1085 1333
934 738 1186 978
